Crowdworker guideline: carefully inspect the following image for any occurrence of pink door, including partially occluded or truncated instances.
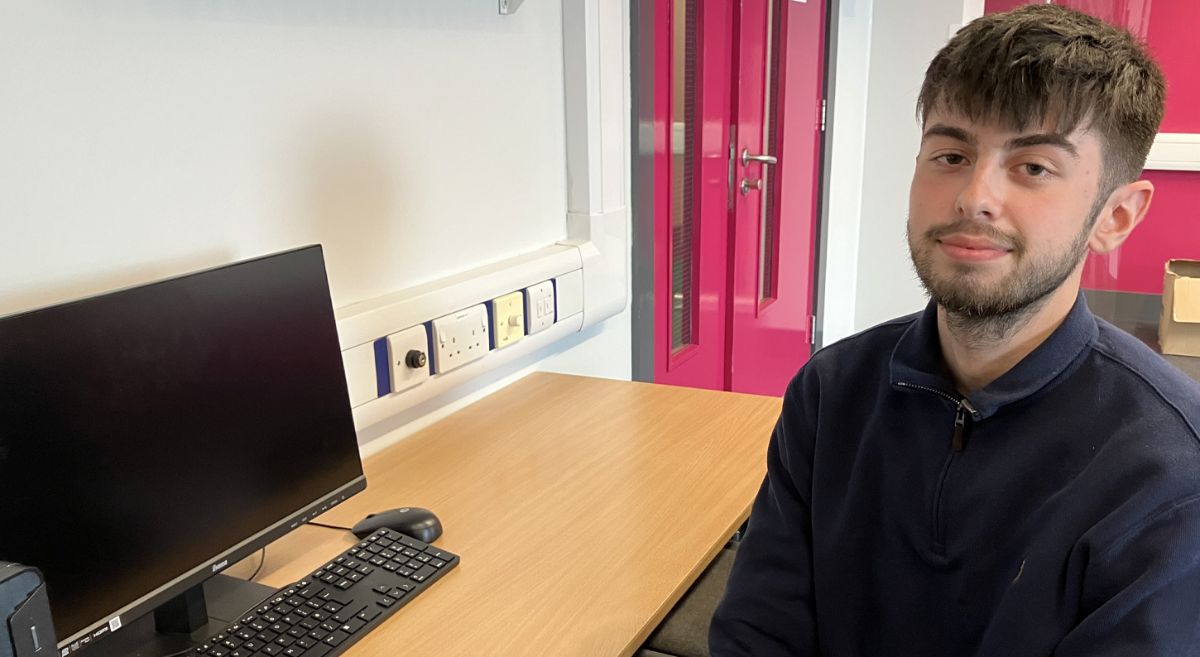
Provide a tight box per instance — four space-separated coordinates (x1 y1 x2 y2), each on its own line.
654 0 826 396
728 0 826 395
652 0 734 390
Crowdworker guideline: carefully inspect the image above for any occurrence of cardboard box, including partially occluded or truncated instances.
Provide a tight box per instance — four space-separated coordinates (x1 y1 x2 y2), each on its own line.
1160 259 1200 357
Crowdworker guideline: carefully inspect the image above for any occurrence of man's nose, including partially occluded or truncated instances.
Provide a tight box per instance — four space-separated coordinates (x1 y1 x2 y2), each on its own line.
955 164 1002 222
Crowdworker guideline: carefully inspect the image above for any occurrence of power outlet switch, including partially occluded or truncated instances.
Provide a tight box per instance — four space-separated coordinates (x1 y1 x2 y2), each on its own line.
491 291 525 349
386 324 431 394
430 304 491 374
524 281 555 335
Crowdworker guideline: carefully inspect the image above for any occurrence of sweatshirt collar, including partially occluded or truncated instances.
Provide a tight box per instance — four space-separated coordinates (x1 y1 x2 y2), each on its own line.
888 292 1098 420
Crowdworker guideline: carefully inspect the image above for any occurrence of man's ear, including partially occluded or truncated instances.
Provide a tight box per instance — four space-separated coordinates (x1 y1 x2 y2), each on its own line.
1090 180 1154 254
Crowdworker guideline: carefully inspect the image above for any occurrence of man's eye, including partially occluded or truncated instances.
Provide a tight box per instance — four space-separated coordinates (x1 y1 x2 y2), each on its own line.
937 154 966 165
1023 163 1049 176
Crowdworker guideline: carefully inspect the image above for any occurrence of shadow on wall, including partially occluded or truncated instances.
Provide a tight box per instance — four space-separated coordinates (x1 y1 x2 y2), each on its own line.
0 249 233 318
290 114 408 307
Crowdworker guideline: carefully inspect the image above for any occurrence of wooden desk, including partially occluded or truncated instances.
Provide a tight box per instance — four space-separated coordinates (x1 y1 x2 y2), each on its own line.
238 373 780 656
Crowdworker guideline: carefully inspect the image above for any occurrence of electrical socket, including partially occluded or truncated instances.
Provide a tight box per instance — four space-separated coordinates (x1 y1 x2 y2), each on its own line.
491 291 525 349
430 304 490 374
385 324 431 394
524 281 555 335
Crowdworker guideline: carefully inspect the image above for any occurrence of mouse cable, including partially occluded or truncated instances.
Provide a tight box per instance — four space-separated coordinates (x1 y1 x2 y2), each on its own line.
306 520 353 532
247 547 266 582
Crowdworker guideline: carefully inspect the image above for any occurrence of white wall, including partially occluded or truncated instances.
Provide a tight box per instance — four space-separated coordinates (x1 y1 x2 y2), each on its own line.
0 1 631 437
820 0 873 344
850 0 966 331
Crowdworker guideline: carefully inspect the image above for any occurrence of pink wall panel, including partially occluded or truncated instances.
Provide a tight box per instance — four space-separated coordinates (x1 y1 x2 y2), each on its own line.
1144 1 1200 133
982 0 1200 294
1082 171 1200 293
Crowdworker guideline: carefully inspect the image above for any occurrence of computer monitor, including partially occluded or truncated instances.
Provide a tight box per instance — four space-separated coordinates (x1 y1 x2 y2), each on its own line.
0 245 366 657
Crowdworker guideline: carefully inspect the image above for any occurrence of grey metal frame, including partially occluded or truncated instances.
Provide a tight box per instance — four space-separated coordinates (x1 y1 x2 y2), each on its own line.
631 0 657 382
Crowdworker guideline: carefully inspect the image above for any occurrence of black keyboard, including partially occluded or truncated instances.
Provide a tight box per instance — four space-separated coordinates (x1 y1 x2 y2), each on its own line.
181 528 459 657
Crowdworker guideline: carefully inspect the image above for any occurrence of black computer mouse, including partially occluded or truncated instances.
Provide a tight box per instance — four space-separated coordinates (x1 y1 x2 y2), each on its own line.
350 507 443 543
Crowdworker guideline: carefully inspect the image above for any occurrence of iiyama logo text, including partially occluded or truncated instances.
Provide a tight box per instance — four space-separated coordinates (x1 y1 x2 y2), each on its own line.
211 559 229 573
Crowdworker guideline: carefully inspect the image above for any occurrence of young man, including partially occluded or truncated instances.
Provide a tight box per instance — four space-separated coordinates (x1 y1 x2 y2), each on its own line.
711 5 1200 655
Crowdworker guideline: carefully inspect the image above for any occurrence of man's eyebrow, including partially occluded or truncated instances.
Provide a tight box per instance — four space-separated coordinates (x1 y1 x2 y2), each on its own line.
922 124 975 146
1006 133 1080 159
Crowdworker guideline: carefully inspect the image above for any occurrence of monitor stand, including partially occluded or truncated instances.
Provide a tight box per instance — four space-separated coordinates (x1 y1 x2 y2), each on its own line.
82 575 274 657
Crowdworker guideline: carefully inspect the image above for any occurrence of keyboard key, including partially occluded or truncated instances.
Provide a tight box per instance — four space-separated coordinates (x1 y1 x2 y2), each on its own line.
342 619 367 634
410 565 437 582
430 559 447 569
260 645 282 656
356 607 381 623
377 596 396 608
397 536 428 551
323 631 350 647
306 643 332 657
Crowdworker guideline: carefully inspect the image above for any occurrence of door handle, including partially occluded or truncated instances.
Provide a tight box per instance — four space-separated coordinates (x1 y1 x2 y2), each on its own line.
741 148 778 166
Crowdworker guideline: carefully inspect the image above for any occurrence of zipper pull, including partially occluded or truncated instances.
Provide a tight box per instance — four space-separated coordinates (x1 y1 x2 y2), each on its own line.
952 403 967 452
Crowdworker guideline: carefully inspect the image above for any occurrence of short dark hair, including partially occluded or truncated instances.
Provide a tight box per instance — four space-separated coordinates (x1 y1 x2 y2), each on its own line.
918 4 1165 194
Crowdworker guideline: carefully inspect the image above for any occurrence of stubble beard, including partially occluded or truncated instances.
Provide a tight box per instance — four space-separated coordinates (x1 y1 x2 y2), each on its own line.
907 200 1102 347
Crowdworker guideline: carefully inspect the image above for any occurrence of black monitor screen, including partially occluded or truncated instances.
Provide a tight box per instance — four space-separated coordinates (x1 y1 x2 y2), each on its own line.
0 245 364 645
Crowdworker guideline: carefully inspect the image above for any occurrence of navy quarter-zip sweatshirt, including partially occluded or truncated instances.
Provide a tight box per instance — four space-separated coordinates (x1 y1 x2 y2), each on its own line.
711 294 1200 656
